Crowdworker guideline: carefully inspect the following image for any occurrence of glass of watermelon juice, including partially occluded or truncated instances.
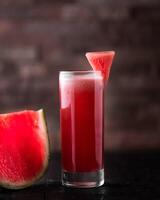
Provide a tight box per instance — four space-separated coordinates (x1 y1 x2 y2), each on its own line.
59 71 104 188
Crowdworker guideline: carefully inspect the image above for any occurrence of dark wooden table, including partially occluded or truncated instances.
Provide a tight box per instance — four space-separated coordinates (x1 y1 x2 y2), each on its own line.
1 151 160 199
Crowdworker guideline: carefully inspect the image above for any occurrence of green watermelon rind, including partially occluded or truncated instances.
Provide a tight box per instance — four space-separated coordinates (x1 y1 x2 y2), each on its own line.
0 109 50 190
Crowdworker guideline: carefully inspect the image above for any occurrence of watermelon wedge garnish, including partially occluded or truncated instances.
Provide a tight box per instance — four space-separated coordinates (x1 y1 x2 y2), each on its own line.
0 109 49 189
85 51 115 81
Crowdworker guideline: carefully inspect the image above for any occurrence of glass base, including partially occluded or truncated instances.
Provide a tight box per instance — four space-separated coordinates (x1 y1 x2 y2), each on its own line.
62 169 104 188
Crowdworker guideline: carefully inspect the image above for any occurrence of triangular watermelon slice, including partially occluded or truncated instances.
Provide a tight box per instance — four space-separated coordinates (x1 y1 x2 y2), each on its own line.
0 109 49 189
85 51 115 81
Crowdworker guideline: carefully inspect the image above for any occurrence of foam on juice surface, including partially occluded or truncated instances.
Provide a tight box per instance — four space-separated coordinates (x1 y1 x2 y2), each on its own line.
60 74 103 109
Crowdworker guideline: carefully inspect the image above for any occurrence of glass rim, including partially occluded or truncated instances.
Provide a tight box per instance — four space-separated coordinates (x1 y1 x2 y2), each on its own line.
59 70 102 78
60 70 101 74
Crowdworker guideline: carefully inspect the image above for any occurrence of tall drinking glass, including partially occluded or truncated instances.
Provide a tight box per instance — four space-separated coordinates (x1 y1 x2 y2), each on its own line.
59 71 104 188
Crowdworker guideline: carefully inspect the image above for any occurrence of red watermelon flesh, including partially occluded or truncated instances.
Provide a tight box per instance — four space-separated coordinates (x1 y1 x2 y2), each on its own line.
85 51 115 81
0 109 49 189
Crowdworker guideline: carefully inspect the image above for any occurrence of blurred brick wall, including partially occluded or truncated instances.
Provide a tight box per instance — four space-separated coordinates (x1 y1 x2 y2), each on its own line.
0 0 160 151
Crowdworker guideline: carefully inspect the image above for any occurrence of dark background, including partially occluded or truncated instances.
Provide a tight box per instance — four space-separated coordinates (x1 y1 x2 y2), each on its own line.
0 0 160 152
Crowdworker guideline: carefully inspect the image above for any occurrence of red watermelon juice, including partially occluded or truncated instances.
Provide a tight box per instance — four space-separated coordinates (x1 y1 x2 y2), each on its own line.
59 71 104 188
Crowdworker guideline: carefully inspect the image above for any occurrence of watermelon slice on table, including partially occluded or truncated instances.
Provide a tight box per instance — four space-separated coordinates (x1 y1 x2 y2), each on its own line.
0 109 49 189
85 51 115 81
